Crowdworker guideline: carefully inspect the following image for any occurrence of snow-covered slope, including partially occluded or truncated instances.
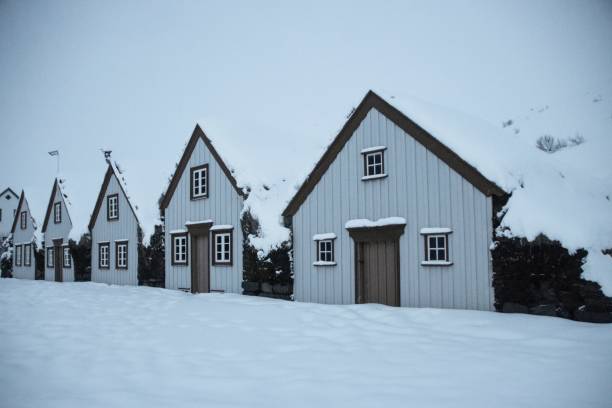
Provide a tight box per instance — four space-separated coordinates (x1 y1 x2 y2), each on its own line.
1 279 611 408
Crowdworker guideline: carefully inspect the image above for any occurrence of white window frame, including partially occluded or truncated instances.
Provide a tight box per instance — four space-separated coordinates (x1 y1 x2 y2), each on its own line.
54 202 61 223
363 150 385 179
63 246 71 268
192 166 208 199
213 232 231 264
107 195 119 220
47 247 54 268
173 234 188 264
23 243 31 266
99 243 109 269
20 211 27 229
15 244 22 266
116 242 128 269
314 239 335 265
422 233 452 266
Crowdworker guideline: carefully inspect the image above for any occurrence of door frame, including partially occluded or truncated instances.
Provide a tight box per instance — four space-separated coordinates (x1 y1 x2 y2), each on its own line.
347 224 405 306
186 221 213 294
53 238 63 282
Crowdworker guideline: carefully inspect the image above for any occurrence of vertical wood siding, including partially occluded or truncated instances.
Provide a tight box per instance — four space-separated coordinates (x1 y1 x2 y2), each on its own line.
0 192 18 238
12 196 36 280
293 108 494 310
44 184 74 282
91 173 139 286
164 138 244 293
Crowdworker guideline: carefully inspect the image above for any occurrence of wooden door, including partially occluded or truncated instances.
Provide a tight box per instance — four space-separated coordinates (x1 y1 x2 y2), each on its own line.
54 245 63 282
190 234 209 293
356 239 400 306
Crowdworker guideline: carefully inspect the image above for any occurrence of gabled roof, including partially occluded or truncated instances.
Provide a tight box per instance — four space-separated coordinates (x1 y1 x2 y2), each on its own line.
0 188 18 200
282 90 505 217
88 162 141 231
41 178 73 233
10 191 37 234
159 124 247 211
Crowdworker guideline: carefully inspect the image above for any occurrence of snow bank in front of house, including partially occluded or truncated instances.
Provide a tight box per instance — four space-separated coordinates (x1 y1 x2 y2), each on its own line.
382 89 612 294
1 279 611 408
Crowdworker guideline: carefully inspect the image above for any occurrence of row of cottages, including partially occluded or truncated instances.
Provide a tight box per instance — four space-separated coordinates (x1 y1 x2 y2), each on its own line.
10 191 38 279
41 178 75 282
88 160 142 286
159 125 245 293
282 91 504 310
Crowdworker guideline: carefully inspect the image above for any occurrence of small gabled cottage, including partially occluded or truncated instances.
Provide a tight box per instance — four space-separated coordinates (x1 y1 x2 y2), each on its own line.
10 191 38 279
160 124 245 293
41 178 74 282
0 187 19 249
89 160 142 286
283 91 505 309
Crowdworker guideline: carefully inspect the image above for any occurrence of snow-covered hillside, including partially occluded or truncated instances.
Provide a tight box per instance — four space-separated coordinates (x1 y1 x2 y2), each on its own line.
1 279 611 408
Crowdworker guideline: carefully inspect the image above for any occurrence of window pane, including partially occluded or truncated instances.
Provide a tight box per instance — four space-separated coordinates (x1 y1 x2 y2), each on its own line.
437 236 445 248
367 155 374 165
437 249 445 261
429 249 437 261
429 236 436 249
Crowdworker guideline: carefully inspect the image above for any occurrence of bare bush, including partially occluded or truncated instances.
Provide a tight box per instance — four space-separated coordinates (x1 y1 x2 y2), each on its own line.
536 135 567 153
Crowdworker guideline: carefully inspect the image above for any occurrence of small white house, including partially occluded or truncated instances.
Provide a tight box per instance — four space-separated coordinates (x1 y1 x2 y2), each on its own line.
283 91 505 309
10 191 38 279
41 178 74 282
89 160 142 286
159 124 246 293
0 187 19 252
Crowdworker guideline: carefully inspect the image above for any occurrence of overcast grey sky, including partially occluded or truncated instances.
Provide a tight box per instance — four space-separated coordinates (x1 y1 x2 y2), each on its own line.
1 0 611 238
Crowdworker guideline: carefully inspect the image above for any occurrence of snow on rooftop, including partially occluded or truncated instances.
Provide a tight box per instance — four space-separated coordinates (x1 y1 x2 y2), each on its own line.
378 89 612 294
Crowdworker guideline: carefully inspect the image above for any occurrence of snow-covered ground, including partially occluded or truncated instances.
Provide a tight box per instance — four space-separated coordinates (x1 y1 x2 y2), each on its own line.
1 279 611 408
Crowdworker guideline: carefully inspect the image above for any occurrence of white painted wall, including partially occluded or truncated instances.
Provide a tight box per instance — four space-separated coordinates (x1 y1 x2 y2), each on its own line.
91 171 139 286
164 137 244 293
12 195 36 280
44 181 75 282
292 108 494 310
0 189 18 242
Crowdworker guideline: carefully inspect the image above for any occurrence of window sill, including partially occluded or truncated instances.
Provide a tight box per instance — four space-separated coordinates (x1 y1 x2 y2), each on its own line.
190 195 209 201
313 261 337 266
421 261 453 267
361 174 388 181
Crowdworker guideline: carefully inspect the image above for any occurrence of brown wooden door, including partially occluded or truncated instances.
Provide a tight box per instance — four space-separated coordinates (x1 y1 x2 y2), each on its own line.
356 239 400 306
54 245 63 282
191 234 209 293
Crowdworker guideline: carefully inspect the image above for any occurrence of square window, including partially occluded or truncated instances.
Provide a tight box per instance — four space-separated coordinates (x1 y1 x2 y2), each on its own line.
316 239 334 263
362 149 386 178
425 234 449 262
191 164 208 199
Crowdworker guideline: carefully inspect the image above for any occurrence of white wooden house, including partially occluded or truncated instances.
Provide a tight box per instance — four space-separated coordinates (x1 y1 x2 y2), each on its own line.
41 178 74 282
159 124 245 293
10 191 38 279
89 161 142 286
0 187 19 250
282 91 505 309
